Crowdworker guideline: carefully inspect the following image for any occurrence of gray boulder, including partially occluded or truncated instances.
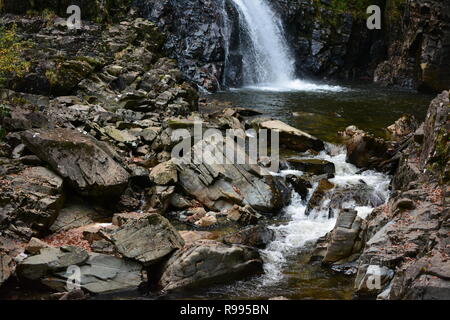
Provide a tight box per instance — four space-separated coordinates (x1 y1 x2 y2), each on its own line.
17 246 143 294
110 213 184 265
22 128 129 198
176 135 289 213
159 240 263 292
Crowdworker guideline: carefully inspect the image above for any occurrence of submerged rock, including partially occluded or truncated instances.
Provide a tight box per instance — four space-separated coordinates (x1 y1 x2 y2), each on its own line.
159 240 263 292
22 128 129 198
287 158 335 176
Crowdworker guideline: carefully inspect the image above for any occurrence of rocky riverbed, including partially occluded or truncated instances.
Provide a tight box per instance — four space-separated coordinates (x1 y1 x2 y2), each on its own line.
0 4 449 300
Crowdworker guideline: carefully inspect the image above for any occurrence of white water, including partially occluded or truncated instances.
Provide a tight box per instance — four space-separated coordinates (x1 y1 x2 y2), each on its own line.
227 0 345 92
260 144 391 284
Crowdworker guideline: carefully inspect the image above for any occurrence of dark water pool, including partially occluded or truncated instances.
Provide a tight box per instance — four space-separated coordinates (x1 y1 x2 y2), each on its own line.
207 82 433 142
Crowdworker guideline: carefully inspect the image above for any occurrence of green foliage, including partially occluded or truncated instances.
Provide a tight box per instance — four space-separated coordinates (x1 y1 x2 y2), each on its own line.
0 24 31 87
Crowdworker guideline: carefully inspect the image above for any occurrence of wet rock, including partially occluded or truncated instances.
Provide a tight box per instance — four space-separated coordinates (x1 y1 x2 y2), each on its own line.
146 185 175 212
257 120 325 152
169 193 196 210
287 158 335 175
340 125 391 171
22 128 129 198
221 225 275 249
159 240 263 292
321 209 367 264
305 179 335 215
285 174 312 200
110 213 184 265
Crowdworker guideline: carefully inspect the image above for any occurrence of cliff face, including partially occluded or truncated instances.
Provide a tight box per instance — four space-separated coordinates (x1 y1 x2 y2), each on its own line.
374 0 450 92
135 0 228 92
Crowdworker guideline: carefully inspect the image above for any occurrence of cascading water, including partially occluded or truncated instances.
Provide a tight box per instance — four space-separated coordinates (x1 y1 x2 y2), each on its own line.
193 144 390 299
228 0 294 84
225 0 344 92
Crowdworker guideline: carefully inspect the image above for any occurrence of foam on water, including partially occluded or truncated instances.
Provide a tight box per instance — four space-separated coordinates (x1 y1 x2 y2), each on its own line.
260 144 390 284
245 79 347 93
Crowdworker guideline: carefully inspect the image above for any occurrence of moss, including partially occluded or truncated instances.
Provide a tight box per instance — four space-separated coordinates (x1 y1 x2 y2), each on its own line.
45 69 58 88
430 127 450 184
0 24 32 87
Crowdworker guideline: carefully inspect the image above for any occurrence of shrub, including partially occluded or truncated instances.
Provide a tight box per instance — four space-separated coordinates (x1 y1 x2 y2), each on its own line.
0 24 31 87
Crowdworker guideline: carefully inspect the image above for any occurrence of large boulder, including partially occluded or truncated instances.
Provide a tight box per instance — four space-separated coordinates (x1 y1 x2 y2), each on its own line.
312 209 367 265
159 240 263 292
17 246 143 294
22 128 129 198
340 126 392 171
175 135 290 213
256 120 324 152
110 213 184 265
0 165 64 237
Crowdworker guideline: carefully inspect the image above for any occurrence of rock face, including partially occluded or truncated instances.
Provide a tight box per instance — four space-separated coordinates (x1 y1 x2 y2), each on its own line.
373 0 450 92
176 135 289 213
334 91 448 300
17 246 143 294
110 213 184 265
136 0 228 92
22 128 129 198
159 240 263 291
0 165 64 237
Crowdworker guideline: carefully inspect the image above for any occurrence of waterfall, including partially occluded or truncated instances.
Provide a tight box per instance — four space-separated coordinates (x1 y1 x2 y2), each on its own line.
225 0 344 92
229 0 294 85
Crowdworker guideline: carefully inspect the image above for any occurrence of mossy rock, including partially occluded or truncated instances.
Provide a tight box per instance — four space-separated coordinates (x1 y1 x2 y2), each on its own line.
45 59 95 95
